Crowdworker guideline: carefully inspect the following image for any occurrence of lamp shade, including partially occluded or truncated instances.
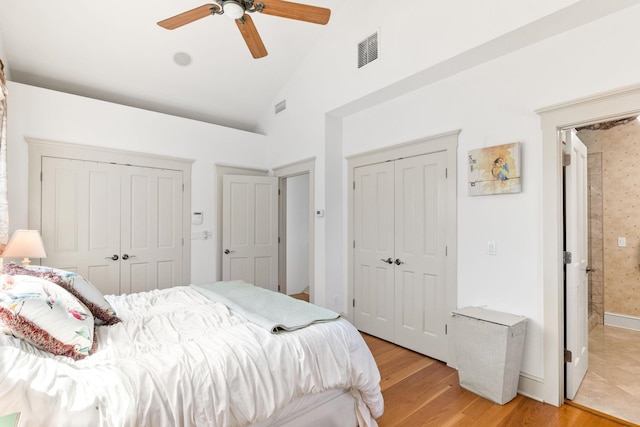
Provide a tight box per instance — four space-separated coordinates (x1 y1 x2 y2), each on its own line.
3 230 47 265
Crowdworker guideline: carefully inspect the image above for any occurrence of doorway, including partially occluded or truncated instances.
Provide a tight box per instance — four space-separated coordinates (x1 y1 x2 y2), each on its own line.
283 173 310 299
538 83 640 407
567 116 640 424
273 158 315 302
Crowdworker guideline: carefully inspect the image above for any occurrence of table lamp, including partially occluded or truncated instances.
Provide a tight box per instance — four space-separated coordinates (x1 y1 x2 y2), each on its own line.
2 229 47 266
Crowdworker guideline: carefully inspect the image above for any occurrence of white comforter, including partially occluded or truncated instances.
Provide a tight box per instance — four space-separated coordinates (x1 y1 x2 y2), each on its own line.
0 286 383 426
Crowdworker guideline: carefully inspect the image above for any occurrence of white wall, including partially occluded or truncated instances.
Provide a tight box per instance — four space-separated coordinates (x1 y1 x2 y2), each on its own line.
258 1 640 402
5 82 269 284
286 173 310 295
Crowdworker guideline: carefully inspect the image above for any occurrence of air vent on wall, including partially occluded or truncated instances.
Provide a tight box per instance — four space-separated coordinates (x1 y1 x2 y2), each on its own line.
358 31 378 68
274 100 286 114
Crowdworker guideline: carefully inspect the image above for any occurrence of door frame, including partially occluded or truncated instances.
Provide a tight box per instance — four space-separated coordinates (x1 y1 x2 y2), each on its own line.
27 139 193 285
272 158 315 300
345 130 458 362
538 83 640 406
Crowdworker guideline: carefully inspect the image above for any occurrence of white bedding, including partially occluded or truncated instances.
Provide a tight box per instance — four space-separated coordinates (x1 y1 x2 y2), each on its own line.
0 286 383 426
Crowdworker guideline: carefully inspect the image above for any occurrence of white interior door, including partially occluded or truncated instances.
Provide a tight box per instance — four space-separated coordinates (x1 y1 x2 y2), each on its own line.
565 129 589 400
353 162 395 341
120 167 183 294
42 158 184 295
393 152 448 360
222 175 279 291
353 152 448 359
41 157 121 295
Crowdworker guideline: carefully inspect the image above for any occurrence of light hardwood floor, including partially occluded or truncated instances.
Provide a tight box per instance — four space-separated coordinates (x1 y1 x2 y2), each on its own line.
362 333 635 427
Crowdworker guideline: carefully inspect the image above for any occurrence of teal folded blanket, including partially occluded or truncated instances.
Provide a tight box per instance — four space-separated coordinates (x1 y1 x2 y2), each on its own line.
191 281 340 333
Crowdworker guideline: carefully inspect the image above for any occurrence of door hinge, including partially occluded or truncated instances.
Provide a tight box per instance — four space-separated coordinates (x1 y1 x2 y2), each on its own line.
564 349 572 363
353 181 356 190
182 183 184 192
445 168 448 178
40 171 43 182
278 237 281 244
562 153 572 167
352 299 355 308
278 285 281 292
445 246 448 256
278 189 281 195
182 237 184 246
563 251 572 264
445 324 448 335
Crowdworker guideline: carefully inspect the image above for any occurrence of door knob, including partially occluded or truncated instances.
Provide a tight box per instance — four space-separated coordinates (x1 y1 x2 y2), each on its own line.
380 258 393 264
394 258 404 265
122 254 136 260
105 254 119 261
224 249 234 255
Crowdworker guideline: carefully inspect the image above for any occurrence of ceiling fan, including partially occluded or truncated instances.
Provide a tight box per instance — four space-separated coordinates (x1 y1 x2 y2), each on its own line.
158 0 331 59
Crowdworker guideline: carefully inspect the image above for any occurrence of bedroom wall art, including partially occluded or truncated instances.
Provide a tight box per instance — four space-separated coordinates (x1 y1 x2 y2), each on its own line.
468 142 521 196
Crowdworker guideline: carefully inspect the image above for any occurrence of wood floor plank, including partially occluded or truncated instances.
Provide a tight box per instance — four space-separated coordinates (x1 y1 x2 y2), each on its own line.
361 333 631 427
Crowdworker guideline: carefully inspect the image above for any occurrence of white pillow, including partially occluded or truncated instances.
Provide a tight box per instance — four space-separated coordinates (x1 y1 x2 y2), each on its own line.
0 274 95 359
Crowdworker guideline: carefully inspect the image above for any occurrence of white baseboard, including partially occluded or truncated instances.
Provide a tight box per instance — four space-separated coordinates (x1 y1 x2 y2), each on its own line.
518 373 545 403
604 312 640 331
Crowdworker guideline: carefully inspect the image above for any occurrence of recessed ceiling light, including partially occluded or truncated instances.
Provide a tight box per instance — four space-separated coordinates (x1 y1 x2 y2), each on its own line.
173 52 192 67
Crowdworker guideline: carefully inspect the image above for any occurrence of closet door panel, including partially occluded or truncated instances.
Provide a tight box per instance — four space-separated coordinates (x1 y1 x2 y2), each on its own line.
41 157 121 296
353 162 395 341
121 167 183 293
394 152 448 360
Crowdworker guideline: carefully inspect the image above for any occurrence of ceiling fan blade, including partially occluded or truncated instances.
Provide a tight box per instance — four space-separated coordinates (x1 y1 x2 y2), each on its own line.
157 4 220 30
258 0 331 25
236 15 268 59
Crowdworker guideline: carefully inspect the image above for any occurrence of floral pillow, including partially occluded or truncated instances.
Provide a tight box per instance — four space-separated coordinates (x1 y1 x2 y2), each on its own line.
2 264 121 326
0 274 96 359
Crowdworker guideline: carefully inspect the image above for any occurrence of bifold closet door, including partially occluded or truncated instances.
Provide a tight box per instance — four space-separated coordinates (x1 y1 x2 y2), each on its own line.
41 157 183 295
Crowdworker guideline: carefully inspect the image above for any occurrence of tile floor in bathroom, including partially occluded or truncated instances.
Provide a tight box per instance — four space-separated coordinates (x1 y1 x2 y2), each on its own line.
572 324 640 425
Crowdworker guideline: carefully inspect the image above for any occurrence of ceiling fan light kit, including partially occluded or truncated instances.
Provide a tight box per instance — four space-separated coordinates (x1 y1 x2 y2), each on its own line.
222 1 246 20
158 0 331 59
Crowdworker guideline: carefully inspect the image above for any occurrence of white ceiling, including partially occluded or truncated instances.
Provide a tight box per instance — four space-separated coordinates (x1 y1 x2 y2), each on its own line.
0 0 342 132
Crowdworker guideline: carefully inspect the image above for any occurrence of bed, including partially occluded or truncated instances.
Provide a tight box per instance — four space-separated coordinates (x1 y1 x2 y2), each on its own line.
0 266 384 427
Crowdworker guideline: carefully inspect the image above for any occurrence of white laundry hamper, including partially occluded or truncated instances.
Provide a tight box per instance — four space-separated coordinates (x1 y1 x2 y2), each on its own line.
451 306 527 404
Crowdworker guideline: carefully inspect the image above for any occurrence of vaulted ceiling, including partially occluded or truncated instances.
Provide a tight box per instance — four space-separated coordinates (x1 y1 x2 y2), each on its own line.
0 0 341 132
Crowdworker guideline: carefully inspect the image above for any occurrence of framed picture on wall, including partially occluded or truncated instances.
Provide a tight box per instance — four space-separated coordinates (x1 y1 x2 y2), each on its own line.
468 142 522 196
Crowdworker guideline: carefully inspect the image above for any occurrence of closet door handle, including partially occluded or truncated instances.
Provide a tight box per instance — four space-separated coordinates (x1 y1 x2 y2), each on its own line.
105 254 119 261
122 254 136 260
394 258 404 265
224 249 234 255
380 258 393 264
